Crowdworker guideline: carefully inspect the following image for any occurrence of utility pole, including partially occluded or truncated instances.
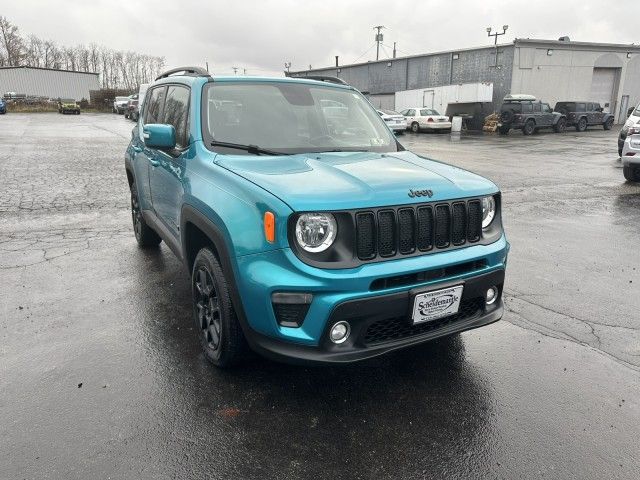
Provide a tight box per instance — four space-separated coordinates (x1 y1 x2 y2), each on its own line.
205 61 209 72
486 25 508 67
335 56 339 67
393 42 397 59
232 66 238 75
373 25 385 61
284 62 291 73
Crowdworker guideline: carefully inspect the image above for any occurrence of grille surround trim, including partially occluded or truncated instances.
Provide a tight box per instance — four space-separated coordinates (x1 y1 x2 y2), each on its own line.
288 194 502 269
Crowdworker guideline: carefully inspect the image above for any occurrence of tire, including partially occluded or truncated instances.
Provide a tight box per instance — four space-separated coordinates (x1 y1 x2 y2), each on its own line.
498 126 510 135
619 147 623 158
411 122 420 133
623 165 640 182
553 118 567 133
576 117 587 132
603 118 614 130
523 119 535 136
125 113 129 119
192 248 248 367
130 181 161 248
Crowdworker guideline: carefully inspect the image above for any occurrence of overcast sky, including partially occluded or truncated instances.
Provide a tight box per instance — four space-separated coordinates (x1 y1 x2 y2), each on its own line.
3 0 637 76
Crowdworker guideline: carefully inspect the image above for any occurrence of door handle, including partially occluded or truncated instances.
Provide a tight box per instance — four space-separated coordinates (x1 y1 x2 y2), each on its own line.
149 159 160 167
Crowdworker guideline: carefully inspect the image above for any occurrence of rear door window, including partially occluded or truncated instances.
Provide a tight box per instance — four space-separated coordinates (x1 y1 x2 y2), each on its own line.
532 103 541 113
576 103 586 113
522 103 533 113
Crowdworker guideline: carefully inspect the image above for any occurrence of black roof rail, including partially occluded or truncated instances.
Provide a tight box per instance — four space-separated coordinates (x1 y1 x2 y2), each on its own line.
155 66 210 81
302 75 349 86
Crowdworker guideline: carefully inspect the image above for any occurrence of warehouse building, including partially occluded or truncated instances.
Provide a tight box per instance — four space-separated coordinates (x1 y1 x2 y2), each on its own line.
0 66 100 101
289 38 640 124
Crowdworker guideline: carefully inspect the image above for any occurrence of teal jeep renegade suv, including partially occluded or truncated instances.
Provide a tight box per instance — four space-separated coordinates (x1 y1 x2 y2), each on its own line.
124 67 509 367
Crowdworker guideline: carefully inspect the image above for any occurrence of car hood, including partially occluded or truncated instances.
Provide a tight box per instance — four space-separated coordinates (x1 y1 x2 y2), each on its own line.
216 150 498 211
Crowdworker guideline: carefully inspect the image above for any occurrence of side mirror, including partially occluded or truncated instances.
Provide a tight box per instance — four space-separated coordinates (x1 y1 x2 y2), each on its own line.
143 124 176 149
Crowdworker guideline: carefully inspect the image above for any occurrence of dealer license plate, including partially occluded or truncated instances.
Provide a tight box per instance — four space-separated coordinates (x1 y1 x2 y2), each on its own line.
411 285 464 324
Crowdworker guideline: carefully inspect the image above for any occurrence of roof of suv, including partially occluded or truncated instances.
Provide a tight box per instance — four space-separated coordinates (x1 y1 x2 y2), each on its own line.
151 71 353 91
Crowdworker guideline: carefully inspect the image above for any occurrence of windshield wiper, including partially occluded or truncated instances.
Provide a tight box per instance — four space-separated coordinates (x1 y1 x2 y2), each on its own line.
210 141 287 156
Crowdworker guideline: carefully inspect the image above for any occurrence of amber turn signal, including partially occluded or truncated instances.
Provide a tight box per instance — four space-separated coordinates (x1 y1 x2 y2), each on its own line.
264 211 275 243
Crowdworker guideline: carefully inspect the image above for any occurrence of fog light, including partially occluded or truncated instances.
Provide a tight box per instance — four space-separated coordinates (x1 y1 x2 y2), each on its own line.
486 286 498 305
329 321 350 344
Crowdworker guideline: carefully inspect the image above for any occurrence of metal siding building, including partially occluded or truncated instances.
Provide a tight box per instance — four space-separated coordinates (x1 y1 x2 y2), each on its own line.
0 66 100 101
290 38 640 123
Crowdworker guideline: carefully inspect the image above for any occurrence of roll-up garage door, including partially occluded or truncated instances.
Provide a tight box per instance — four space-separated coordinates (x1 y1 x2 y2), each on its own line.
590 68 617 113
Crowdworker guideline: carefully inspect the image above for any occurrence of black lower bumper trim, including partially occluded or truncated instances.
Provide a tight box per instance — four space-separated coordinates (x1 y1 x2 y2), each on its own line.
244 269 505 365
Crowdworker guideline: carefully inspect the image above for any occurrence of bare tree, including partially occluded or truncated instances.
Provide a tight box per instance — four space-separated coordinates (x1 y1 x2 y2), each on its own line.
0 16 24 66
0 16 165 89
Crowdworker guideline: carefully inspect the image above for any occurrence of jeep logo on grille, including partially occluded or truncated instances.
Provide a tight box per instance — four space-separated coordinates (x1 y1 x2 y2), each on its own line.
408 189 433 198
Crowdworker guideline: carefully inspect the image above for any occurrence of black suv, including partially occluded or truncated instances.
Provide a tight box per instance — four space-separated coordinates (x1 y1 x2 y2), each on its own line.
498 97 566 135
554 101 614 132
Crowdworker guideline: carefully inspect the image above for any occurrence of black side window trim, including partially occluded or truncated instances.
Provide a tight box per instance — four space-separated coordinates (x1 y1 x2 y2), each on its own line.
143 83 192 156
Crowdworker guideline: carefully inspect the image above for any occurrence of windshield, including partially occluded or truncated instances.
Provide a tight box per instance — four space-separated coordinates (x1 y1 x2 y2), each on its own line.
420 109 439 116
203 82 397 154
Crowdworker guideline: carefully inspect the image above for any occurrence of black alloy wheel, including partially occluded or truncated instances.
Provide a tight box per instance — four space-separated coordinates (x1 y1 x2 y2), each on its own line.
130 182 161 247
554 118 567 133
191 248 248 367
576 117 588 132
194 266 222 353
523 119 535 135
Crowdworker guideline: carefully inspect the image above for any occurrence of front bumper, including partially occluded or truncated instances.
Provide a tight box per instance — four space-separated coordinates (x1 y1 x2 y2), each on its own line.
234 236 509 364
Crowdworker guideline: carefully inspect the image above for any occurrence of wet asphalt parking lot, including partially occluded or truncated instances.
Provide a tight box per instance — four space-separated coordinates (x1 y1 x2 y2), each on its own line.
1 113 639 479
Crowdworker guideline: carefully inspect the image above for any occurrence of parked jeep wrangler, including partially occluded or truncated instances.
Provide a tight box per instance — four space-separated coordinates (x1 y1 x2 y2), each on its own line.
125 67 509 367
57 98 80 115
554 101 614 132
498 95 566 135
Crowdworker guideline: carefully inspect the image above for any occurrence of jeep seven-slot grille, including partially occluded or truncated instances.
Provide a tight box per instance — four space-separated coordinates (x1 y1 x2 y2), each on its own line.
355 199 483 261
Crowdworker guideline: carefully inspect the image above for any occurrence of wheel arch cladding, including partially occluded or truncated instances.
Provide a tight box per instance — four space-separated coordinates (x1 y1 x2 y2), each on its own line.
180 204 230 274
180 204 253 335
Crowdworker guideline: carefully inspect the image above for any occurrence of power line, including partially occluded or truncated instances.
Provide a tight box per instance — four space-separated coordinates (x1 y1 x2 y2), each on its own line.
382 42 410 57
352 42 377 64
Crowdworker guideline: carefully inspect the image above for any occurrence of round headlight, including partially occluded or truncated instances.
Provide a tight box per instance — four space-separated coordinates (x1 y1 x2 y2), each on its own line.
295 213 337 253
481 196 496 229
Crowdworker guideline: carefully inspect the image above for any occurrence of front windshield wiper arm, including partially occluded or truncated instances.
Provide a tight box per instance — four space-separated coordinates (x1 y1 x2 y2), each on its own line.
210 141 287 156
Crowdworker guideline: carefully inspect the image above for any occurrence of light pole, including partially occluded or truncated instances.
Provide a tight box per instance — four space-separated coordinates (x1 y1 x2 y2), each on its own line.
487 25 508 67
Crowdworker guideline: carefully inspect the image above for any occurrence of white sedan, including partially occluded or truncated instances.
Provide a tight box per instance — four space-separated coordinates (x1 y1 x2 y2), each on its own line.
621 125 640 182
376 109 406 134
400 107 452 133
